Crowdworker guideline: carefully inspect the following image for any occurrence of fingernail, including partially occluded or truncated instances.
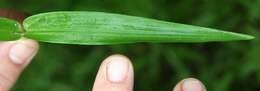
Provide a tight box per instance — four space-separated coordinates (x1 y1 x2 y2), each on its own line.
182 78 205 91
9 39 38 64
107 58 129 83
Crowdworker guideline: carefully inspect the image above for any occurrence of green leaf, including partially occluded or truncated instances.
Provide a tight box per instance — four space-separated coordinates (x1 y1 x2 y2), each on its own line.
0 11 252 45
0 17 22 41
23 11 254 45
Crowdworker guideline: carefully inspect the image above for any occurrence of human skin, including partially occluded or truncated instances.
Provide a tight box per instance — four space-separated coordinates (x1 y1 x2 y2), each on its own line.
0 9 206 91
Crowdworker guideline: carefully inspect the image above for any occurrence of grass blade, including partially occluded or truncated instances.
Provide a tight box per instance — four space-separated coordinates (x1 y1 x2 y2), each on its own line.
23 11 254 45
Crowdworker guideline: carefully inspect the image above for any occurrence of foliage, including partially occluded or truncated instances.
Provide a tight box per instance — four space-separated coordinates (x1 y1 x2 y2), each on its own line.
1 11 253 44
0 0 259 91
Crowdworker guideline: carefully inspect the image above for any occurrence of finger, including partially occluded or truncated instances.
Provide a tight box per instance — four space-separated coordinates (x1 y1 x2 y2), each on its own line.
173 78 206 91
92 54 134 91
0 38 39 91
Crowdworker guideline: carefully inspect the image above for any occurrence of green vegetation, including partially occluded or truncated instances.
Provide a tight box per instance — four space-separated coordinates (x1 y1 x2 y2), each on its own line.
0 0 259 91
1 11 253 44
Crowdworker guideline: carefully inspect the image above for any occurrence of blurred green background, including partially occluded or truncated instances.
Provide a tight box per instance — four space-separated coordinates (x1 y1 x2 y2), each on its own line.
1 0 260 91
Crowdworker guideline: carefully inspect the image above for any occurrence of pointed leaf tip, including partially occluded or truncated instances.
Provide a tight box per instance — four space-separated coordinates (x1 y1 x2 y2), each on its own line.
246 35 255 40
227 32 255 41
242 35 255 40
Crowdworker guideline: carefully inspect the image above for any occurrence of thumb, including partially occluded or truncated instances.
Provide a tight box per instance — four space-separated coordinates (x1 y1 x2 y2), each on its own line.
0 38 38 91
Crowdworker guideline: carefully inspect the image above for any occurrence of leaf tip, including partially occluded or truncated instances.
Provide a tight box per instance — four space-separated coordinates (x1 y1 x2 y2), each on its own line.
218 30 255 41
235 33 255 40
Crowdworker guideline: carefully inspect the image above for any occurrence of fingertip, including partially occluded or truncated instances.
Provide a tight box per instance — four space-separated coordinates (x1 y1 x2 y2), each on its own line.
9 38 39 65
105 54 132 83
93 54 134 91
173 78 206 91
104 54 132 68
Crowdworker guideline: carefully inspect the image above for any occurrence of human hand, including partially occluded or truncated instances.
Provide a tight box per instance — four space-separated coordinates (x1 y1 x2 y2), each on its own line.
0 9 40 91
92 55 206 91
0 9 206 91
0 39 39 91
